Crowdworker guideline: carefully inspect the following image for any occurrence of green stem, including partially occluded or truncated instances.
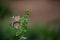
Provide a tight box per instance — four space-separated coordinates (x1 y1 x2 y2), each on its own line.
16 9 29 40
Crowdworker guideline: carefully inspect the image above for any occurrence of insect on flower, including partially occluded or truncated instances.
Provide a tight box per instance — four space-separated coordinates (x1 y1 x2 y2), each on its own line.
10 16 20 29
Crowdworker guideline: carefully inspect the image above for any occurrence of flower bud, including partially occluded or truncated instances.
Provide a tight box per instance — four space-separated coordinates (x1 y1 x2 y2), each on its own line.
24 8 29 15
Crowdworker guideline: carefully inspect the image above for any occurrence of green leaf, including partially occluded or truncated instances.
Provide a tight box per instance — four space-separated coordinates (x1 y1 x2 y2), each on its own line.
19 36 27 40
16 26 23 36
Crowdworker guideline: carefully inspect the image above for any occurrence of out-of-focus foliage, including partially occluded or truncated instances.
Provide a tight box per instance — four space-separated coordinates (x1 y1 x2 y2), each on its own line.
0 20 60 40
0 25 17 40
0 1 15 40
29 22 60 40
0 1 11 19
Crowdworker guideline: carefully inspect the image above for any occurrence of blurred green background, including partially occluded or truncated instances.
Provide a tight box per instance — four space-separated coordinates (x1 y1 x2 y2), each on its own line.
0 0 60 40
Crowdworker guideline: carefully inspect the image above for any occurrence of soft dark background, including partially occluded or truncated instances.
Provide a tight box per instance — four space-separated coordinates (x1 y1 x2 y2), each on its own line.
0 0 60 40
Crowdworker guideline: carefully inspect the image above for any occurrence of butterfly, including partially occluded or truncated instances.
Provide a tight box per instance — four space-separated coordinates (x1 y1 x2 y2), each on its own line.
10 16 20 29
